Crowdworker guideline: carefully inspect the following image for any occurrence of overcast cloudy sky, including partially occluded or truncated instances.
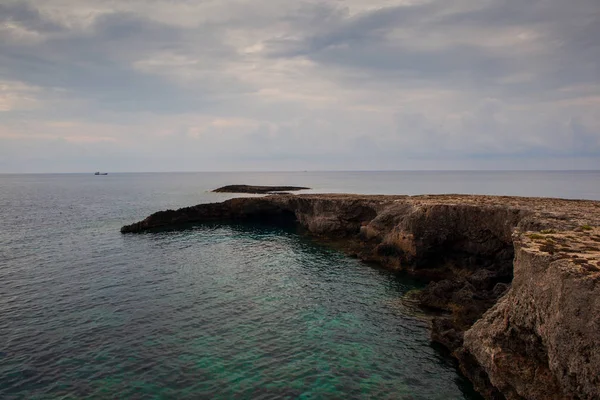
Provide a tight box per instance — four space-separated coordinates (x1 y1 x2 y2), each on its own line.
0 0 598 172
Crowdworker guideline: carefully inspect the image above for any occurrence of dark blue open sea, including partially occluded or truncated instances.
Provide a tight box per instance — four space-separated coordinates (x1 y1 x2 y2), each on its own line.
2 171 599 399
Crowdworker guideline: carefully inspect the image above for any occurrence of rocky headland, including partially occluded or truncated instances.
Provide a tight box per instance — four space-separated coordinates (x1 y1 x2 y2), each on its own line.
121 193 600 400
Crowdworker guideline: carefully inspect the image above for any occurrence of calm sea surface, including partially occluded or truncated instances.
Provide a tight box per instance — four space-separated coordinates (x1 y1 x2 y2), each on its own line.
1 171 599 399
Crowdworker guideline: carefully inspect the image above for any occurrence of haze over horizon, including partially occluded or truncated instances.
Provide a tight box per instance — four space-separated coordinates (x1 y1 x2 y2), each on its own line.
1 0 599 173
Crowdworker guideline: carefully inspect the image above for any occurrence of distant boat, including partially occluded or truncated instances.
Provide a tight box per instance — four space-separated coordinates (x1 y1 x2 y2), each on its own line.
94 172 108 175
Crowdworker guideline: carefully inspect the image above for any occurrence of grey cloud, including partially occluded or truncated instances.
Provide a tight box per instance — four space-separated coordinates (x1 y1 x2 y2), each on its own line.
0 1 64 33
0 6 247 114
267 0 599 99
435 0 600 28
265 3 435 57
0 0 598 172
0 45 215 114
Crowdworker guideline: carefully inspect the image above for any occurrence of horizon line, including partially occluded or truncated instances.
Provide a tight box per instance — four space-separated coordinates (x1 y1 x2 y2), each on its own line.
1 169 600 175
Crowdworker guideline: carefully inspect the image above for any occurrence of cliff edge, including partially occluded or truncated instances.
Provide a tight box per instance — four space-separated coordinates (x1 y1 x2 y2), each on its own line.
121 194 600 400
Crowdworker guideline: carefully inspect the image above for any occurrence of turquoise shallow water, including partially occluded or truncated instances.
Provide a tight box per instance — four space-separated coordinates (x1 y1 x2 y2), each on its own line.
3 219 479 399
2 171 599 399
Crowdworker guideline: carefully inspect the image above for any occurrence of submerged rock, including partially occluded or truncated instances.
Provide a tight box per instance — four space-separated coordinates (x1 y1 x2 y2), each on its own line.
121 193 600 400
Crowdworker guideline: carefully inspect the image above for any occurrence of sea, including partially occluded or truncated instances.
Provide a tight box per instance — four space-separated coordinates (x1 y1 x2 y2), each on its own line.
1 171 599 399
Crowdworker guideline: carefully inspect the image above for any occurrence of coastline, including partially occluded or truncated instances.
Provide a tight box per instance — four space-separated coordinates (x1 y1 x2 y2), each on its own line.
121 193 600 400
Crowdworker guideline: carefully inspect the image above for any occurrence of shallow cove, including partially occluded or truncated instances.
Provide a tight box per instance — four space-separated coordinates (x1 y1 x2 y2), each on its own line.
127 222 482 399
2 220 481 399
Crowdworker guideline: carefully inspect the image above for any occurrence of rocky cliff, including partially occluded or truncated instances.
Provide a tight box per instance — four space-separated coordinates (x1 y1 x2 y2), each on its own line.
121 194 600 400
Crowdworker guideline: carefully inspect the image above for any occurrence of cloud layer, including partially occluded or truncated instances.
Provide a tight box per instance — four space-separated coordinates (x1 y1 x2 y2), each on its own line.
1 0 599 172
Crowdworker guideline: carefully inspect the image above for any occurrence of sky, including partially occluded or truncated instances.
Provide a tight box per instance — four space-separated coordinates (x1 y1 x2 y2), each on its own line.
0 0 599 172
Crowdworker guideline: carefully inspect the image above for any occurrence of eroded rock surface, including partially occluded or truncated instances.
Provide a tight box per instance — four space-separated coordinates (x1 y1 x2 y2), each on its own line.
121 194 600 400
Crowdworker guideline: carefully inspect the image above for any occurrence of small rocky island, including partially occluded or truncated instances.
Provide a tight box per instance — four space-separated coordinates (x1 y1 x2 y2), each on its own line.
121 193 600 400
212 185 310 194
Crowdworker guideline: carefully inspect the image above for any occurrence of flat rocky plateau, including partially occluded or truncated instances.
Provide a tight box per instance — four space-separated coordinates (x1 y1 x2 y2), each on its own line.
122 193 600 400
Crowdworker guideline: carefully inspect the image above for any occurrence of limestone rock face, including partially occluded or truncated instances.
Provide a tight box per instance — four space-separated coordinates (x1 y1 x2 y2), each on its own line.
464 237 600 400
121 193 600 400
